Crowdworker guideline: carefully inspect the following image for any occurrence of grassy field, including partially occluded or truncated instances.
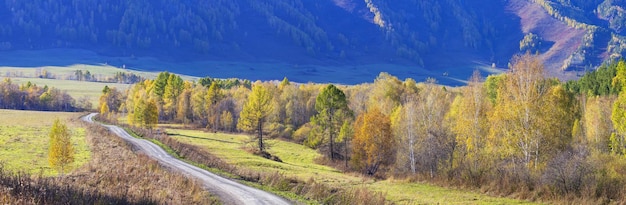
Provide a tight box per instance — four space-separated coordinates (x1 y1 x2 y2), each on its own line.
0 109 90 176
6 77 131 108
0 64 200 81
0 64 201 108
167 129 537 204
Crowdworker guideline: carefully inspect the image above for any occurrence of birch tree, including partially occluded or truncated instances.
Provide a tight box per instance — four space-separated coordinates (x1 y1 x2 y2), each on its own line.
446 70 490 180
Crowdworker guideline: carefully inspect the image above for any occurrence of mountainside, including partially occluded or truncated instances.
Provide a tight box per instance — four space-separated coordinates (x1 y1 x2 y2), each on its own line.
0 0 624 82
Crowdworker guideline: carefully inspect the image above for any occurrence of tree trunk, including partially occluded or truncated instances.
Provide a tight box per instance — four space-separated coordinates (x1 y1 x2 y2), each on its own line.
258 119 264 152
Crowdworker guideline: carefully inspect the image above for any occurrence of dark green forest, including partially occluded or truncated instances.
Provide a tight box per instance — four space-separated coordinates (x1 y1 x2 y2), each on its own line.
0 0 623 74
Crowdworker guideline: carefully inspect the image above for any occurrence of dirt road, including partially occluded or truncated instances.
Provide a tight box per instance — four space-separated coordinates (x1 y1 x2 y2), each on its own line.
82 113 292 205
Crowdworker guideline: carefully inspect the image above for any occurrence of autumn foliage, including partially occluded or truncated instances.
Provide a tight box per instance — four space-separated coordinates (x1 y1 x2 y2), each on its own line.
351 108 395 176
48 119 74 175
94 54 626 204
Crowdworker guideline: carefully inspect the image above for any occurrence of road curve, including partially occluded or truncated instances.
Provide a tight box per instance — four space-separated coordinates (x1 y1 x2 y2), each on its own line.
82 113 292 205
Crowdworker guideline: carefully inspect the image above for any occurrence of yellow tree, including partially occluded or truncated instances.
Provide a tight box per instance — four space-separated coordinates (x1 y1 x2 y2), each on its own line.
446 70 490 180
488 54 575 170
144 98 159 129
100 101 110 117
48 118 74 175
205 82 223 130
391 102 417 174
584 96 614 152
351 108 395 176
176 88 193 124
368 72 403 115
389 77 420 174
163 74 184 119
611 60 626 155
220 110 234 132
237 84 273 152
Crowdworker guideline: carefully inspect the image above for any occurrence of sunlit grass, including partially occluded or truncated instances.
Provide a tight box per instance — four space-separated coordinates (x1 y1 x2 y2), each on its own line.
0 109 90 176
167 128 538 204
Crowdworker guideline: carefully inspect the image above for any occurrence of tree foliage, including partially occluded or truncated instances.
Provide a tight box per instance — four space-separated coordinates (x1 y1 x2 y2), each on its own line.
0 79 80 111
565 59 624 96
351 108 395 176
48 118 74 175
310 84 351 160
446 70 490 180
238 83 273 152
488 54 576 170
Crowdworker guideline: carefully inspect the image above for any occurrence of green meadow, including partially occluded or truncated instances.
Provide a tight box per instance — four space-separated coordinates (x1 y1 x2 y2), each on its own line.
167 129 537 204
0 109 90 176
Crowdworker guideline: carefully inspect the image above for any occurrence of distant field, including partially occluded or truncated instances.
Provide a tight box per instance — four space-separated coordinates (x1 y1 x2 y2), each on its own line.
0 63 200 81
5 77 131 109
167 129 536 204
0 109 90 176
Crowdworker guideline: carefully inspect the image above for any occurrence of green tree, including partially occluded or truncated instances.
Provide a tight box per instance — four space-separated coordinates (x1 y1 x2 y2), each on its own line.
163 74 184 119
237 84 273 152
153 72 170 97
48 118 74 175
338 120 353 168
311 84 351 160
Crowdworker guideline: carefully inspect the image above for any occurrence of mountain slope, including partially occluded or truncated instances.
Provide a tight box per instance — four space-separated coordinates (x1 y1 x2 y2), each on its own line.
0 0 624 83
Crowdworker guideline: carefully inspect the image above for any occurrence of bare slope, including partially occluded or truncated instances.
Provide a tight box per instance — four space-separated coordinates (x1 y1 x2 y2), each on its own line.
509 0 586 79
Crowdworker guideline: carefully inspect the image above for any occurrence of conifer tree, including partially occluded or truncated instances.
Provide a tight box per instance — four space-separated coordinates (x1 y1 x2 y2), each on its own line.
238 84 273 152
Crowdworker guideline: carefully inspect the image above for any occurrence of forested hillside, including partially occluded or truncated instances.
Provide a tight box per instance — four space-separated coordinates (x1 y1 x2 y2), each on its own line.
0 0 624 81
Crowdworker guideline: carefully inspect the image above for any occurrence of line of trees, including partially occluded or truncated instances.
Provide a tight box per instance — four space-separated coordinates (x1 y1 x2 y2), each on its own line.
101 55 626 203
0 78 86 111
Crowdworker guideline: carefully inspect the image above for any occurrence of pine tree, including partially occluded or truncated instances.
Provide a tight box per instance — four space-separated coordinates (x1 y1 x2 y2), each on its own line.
311 84 351 160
